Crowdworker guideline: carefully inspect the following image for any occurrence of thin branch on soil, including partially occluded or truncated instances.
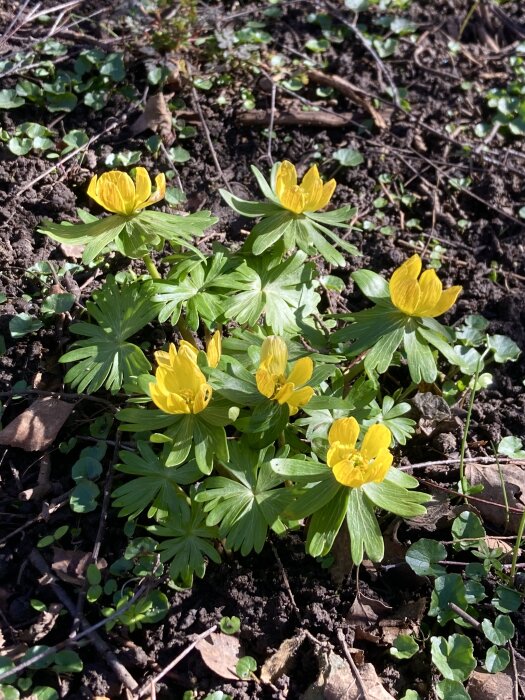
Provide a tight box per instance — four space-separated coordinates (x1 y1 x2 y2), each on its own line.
325 1 400 107
336 629 369 699
418 478 525 514
13 119 121 199
0 548 143 690
238 109 354 128
133 625 218 699
70 432 121 636
398 456 525 471
0 491 71 546
448 603 481 629
0 388 116 409
509 643 520 700
270 540 301 622
187 63 233 193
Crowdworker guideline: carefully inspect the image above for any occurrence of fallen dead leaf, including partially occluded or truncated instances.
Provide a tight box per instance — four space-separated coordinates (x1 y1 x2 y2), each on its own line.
347 593 391 644
467 668 514 700
18 603 63 643
0 397 74 452
466 462 525 532
303 649 395 700
379 597 427 645
52 548 93 586
196 632 241 680
129 92 174 144
260 630 306 684
60 242 85 259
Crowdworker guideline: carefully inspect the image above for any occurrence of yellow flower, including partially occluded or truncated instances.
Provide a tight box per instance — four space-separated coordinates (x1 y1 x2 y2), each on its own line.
327 418 393 488
150 342 212 415
87 167 166 216
256 336 314 415
389 254 462 318
154 331 221 370
275 161 336 214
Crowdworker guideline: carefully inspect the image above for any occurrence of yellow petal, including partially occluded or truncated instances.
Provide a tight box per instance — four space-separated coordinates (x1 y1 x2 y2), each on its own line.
327 442 351 469
368 449 393 483
415 269 443 316
427 285 462 318
193 382 212 413
315 178 336 210
328 417 360 449
361 424 392 460
287 356 313 387
135 172 166 210
256 368 276 398
287 385 314 410
300 165 323 210
274 382 295 405
394 254 422 280
260 336 288 376
178 341 199 363
150 382 171 413
279 186 306 214
154 350 172 367
206 330 222 368
165 392 192 414
103 171 136 214
332 460 367 488
133 167 152 208
276 161 297 199
390 277 421 315
87 174 100 205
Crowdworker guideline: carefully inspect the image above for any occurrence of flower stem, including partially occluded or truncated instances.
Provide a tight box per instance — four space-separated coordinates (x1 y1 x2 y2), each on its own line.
510 508 525 583
142 253 197 347
142 253 161 280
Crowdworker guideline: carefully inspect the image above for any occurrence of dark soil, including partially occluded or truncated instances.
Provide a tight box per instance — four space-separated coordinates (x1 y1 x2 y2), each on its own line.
1 0 525 698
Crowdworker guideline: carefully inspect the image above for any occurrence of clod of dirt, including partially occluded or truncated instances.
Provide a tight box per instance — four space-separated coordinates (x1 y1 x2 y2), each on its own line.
195 631 243 681
260 630 306 684
466 462 525 532
467 668 514 699
0 397 74 451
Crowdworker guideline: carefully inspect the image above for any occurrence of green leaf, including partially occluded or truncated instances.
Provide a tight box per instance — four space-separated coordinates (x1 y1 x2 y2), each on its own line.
70 480 99 513
451 511 486 550
72 456 102 481
0 88 24 108
497 436 525 458
31 689 58 700
46 92 77 112
363 480 429 517
196 442 291 555
39 215 126 263
0 685 20 700
100 52 125 81
150 499 221 586
406 539 447 577
307 487 349 557
346 488 384 564
219 189 281 218
485 645 510 673
431 634 476 682
351 270 390 303
364 327 405 374
52 649 83 673
435 680 470 700
236 656 257 679
41 292 75 315
403 328 437 383
8 136 32 155
429 574 469 625
390 634 419 660
220 616 241 635
60 276 158 393
114 442 200 519
487 334 521 363
9 313 43 338
492 586 522 613
332 147 364 167
482 615 515 645
249 212 295 255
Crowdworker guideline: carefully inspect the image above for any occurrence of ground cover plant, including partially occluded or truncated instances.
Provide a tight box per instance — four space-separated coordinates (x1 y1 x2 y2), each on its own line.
0 0 525 699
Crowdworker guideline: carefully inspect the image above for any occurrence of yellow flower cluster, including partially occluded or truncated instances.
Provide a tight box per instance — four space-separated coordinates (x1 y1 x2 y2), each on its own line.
87 167 166 216
327 417 393 488
389 254 462 318
255 336 314 415
149 332 221 415
275 161 336 215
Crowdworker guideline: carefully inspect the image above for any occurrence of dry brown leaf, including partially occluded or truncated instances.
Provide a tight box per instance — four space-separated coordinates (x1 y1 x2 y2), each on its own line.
0 397 74 452
347 593 392 643
196 632 241 680
467 668 514 699
51 548 92 585
60 242 85 259
303 650 395 700
18 603 63 643
379 598 427 645
466 462 525 532
260 631 305 684
129 93 174 144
